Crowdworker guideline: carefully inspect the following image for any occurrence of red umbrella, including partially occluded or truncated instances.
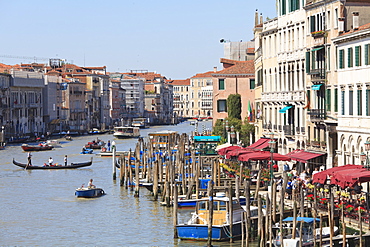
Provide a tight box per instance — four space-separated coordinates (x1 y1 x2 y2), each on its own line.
217 145 242 156
225 148 254 159
331 168 370 188
312 164 363 185
238 151 291 162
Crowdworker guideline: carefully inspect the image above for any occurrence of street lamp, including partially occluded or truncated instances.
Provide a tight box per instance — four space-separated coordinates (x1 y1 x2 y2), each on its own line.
360 140 370 213
230 125 236 145
268 132 276 186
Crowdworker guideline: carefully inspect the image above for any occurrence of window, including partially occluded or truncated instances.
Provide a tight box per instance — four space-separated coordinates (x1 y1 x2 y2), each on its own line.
218 79 225 90
341 90 345 115
365 44 370 65
349 90 353 115
355 46 361 66
250 79 255 89
339 49 344 69
217 100 227 112
367 89 370 116
334 88 338 112
327 46 331 70
334 8 338 29
358 89 362 116
326 88 331 111
306 51 311 73
348 47 353 68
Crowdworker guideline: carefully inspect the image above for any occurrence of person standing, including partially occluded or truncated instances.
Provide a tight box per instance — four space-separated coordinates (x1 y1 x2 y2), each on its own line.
64 155 68 166
48 157 53 166
107 140 111 152
27 152 32 166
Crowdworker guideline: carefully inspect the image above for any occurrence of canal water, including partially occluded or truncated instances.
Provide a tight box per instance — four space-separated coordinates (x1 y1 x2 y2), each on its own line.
0 120 256 246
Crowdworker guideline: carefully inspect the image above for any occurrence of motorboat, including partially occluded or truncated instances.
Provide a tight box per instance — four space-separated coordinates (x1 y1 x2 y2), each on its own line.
75 186 105 198
176 193 247 241
113 126 140 139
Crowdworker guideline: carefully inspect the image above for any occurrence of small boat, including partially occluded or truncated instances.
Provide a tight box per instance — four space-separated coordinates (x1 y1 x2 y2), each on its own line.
89 128 108 135
266 217 339 247
113 126 140 139
21 143 53 151
176 193 247 241
131 118 148 128
80 148 93 154
12 158 93 169
85 139 105 149
65 135 73 141
75 187 105 198
44 140 62 148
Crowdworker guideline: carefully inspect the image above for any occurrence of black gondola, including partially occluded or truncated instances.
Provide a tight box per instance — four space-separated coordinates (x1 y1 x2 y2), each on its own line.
12 158 93 169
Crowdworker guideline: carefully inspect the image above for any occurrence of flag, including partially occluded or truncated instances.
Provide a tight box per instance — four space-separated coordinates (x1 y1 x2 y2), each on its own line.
248 100 252 122
303 91 310 110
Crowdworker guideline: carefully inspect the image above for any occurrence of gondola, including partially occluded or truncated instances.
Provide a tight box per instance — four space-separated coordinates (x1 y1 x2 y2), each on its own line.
12 158 93 169
21 144 54 151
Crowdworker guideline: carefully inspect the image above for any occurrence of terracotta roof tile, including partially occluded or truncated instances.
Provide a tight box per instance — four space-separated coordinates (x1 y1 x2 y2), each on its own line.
213 59 254 76
171 79 190 85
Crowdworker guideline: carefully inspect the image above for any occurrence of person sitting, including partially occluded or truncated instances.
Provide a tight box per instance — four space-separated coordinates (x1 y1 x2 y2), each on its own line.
88 179 96 188
82 146 87 152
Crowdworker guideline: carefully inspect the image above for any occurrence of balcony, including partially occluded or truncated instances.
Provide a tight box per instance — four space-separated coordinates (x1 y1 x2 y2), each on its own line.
308 109 326 122
311 30 325 38
283 125 294 136
309 68 326 80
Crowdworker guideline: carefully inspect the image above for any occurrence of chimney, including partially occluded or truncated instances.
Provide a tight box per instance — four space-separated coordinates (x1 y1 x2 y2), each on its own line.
338 17 345 33
353 12 359 30
255 9 259 26
260 14 263 24
213 67 217 72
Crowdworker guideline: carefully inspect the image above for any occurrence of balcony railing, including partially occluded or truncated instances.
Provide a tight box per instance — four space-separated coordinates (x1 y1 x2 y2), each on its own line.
308 109 326 121
283 125 294 136
309 68 326 80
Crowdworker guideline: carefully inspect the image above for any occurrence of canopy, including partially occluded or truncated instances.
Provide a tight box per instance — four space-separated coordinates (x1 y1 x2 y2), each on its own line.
245 138 272 150
238 151 291 162
216 145 242 156
225 148 255 159
279 105 293 113
312 164 368 188
287 149 325 163
311 84 323 90
283 217 319 223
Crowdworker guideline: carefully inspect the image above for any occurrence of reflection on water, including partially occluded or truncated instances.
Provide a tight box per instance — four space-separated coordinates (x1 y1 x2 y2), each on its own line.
0 120 257 246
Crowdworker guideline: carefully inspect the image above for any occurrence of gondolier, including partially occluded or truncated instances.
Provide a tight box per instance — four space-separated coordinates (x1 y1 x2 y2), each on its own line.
27 152 32 166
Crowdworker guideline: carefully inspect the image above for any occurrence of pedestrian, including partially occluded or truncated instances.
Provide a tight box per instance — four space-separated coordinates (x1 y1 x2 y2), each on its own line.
27 152 32 166
107 140 111 152
64 155 68 166
48 157 53 166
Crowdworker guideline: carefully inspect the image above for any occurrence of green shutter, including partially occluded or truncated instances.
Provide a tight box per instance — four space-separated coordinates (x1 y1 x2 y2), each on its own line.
339 49 344 69
310 16 315 32
250 79 255 89
348 47 353 67
365 44 370 65
306 51 311 73
355 46 361 66
219 79 225 90
326 89 331 111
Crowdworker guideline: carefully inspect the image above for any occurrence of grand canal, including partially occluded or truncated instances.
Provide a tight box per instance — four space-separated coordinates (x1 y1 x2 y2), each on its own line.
1 120 257 246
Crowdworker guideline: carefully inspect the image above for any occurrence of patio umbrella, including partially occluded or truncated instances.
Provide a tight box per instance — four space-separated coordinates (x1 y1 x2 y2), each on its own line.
331 168 370 188
238 151 291 162
225 148 255 159
217 145 242 156
312 164 363 185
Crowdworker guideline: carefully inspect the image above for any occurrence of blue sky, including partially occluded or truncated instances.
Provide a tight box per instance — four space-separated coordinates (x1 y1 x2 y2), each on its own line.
1 0 276 79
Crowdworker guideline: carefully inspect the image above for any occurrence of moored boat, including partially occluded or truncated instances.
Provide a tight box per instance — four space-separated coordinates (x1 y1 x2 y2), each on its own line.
80 148 93 154
12 158 93 169
75 187 105 198
176 194 246 241
113 126 140 139
85 139 105 149
21 143 54 151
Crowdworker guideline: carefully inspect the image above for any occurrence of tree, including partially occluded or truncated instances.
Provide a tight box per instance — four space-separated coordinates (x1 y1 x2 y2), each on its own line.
227 94 241 119
212 117 254 146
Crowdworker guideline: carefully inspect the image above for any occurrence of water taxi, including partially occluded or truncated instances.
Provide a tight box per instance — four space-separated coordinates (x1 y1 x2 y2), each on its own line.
113 126 140 139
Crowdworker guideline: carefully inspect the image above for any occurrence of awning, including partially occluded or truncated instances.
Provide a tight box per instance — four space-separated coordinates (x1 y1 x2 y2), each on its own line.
279 105 292 113
246 138 271 150
238 151 291 162
216 145 242 155
311 46 324 52
311 84 323 90
225 148 255 159
287 150 326 163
